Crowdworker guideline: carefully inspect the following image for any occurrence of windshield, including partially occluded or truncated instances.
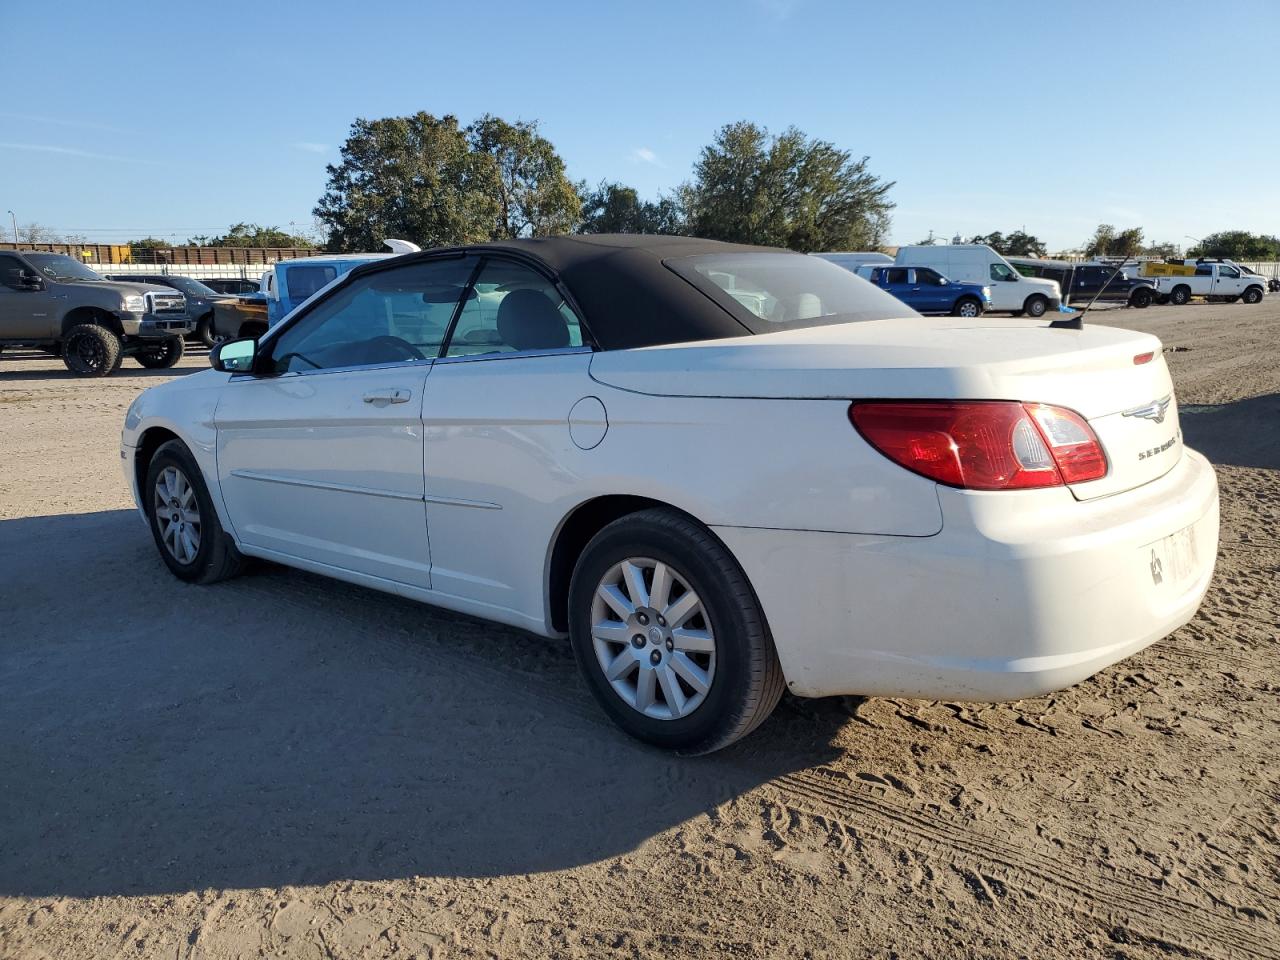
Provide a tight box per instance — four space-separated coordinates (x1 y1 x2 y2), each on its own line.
24 253 105 282
162 276 217 297
665 253 919 332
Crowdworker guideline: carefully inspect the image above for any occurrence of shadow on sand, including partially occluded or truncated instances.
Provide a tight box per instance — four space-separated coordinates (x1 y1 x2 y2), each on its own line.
0 510 846 899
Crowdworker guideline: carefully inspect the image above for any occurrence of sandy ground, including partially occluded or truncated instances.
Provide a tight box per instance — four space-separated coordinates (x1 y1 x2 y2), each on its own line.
0 301 1277 960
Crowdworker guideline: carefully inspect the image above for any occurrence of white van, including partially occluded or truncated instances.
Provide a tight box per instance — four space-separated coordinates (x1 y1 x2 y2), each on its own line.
811 251 893 272
895 244 1061 316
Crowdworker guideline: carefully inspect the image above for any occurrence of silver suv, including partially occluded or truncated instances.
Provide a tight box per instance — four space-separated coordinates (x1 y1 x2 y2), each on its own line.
0 250 193 376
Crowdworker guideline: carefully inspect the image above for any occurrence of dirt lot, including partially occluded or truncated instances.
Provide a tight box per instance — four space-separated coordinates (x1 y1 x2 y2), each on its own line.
1 302 1277 960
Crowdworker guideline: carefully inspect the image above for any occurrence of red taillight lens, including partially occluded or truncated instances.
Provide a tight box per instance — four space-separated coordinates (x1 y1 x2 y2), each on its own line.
849 401 1108 490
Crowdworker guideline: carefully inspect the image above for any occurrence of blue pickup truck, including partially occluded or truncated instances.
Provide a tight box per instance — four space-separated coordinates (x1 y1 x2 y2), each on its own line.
858 265 992 317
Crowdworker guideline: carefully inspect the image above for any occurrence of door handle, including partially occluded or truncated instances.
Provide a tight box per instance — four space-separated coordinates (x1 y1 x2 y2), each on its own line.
362 388 411 405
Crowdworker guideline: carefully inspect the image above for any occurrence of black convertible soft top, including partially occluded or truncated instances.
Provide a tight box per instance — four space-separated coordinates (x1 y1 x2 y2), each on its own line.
347 234 913 350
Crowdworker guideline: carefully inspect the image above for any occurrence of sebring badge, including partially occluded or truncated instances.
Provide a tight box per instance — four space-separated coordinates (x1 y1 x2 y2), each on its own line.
1122 395 1172 424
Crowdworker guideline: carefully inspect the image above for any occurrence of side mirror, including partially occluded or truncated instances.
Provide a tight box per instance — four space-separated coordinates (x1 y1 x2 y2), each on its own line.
11 269 43 290
210 337 257 373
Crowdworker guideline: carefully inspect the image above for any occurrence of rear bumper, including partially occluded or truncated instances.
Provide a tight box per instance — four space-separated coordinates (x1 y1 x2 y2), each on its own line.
715 449 1219 701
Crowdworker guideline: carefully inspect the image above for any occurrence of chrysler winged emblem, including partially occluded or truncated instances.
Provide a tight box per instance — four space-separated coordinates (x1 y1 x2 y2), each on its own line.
1122 395 1172 425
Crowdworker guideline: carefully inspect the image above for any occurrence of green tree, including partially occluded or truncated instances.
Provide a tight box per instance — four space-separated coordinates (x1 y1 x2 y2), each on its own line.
1142 241 1181 259
577 181 684 234
467 114 579 239
964 230 1046 257
191 222 316 248
314 112 579 251
683 121 893 251
1187 230 1280 261
1084 223 1144 258
314 112 500 251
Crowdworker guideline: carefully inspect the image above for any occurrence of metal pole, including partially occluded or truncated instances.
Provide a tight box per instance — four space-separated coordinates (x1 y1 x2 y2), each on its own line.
6 211 16 243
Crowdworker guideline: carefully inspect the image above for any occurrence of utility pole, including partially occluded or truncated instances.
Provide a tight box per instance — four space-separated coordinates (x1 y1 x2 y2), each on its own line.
6 210 16 244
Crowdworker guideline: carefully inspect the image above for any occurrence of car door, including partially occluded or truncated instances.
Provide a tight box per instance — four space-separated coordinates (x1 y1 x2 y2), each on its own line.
1214 264 1245 297
0 253 58 339
419 256 595 620
880 267 916 309
911 267 950 313
214 256 476 588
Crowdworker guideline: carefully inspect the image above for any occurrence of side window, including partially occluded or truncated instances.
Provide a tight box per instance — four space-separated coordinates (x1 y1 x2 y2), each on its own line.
284 265 338 301
1195 265 1213 277
990 263 1018 282
443 258 583 358
884 268 909 285
1218 266 1240 278
268 258 475 373
915 267 942 284
0 254 27 289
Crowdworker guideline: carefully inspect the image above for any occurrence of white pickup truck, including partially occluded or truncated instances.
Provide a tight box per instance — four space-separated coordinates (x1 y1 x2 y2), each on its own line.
1151 261 1266 305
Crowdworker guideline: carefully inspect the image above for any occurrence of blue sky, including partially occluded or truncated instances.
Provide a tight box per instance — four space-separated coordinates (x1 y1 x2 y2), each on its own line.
2 0 1276 252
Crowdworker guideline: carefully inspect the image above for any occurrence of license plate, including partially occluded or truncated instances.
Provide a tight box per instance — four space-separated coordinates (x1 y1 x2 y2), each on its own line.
1144 522 1199 589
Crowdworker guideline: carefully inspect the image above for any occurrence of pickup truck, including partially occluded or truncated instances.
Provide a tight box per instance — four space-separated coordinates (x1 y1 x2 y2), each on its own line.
1148 262 1266 305
859 265 992 317
1009 259 1157 308
0 250 192 376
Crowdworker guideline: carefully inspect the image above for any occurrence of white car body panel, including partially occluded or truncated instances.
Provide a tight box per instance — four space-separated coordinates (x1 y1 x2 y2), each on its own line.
122 305 1218 704
895 244 1060 313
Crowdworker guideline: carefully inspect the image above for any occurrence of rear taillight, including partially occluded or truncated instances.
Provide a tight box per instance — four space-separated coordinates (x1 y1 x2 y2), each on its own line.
849 401 1108 491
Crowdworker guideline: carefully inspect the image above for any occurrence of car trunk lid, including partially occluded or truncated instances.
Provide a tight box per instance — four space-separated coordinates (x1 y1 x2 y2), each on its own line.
589 317 1180 499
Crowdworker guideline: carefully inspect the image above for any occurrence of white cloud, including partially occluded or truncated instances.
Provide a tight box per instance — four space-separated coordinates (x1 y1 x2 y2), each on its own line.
293 141 329 154
0 142 157 164
755 0 800 20
631 146 662 166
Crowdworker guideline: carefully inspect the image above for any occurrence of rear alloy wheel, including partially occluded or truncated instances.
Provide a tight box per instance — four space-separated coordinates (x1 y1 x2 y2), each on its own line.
145 440 245 583
1023 294 1049 318
1129 287 1153 309
569 508 785 754
1242 286 1263 304
1170 285 1191 305
62 323 122 377
135 336 185 369
951 296 982 318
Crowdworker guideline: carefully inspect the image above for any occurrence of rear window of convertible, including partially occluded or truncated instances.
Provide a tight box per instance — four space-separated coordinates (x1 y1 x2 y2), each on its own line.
664 252 918 332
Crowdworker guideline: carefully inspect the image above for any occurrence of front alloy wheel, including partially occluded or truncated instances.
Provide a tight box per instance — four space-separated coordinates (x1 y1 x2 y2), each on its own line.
592 557 716 720
153 465 202 564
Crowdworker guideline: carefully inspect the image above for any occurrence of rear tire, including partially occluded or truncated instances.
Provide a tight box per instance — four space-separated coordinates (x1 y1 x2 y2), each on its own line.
135 336 185 369
195 314 216 348
1129 287 1153 309
62 324 121 377
568 508 785 754
144 440 245 584
1170 285 1191 305
951 296 982 318
1023 294 1049 318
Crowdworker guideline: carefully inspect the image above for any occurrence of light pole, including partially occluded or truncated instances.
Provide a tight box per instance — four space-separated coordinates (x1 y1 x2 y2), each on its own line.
1185 234 1201 256
6 210 16 244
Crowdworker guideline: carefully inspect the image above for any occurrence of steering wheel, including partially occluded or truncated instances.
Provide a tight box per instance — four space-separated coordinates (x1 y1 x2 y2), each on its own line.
364 335 425 362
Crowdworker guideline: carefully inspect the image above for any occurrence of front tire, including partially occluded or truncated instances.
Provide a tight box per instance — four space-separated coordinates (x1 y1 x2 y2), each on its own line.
951 296 982 318
135 336 185 369
1023 294 1049 318
1242 286 1263 304
62 324 122 377
144 440 245 584
568 509 785 754
1129 287 1153 309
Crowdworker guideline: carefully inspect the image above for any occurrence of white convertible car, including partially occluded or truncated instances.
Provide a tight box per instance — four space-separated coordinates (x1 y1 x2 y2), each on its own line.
122 235 1219 753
